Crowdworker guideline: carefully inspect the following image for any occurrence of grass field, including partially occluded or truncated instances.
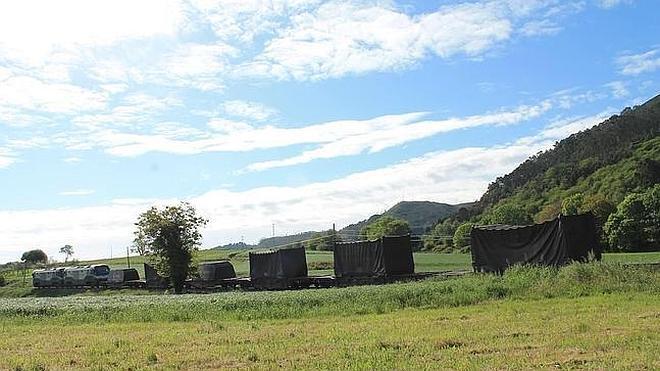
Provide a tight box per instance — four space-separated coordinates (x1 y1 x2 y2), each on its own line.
1 250 659 298
0 263 659 369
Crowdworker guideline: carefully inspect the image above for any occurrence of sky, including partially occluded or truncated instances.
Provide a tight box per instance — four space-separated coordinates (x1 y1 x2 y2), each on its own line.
0 0 659 263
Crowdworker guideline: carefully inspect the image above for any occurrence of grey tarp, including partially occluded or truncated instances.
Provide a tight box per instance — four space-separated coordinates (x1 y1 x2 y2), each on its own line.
470 213 602 273
249 247 308 279
199 261 236 281
334 235 414 277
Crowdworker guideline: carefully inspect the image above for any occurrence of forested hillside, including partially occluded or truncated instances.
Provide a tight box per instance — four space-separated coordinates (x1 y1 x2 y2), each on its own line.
478 94 660 213
428 94 660 252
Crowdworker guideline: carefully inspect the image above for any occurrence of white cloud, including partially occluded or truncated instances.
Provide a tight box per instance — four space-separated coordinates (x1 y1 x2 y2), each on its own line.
616 48 660 75
605 81 630 99
69 99 549 162
71 93 181 130
520 19 562 36
232 0 601 81
187 0 321 43
0 0 185 63
63 157 83 164
515 111 614 145
243 1 513 80
207 118 254 133
595 0 632 9
0 148 15 169
59 189 96 196
222 100 277 121
56 97 557 164
0 76 108 115
0 0 629 108
550 88 606 109
154 43 237 91
247 101 552 171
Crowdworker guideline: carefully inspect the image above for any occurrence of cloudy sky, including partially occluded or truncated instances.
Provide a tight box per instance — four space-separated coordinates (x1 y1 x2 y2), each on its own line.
0 0 658 262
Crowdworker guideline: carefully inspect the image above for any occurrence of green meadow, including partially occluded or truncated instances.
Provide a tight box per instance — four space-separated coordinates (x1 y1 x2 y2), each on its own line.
0 262 659 369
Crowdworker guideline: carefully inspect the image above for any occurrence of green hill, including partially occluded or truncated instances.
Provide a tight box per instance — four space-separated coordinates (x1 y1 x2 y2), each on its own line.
339 201 473 241
254 231 318 249
486 136 660 224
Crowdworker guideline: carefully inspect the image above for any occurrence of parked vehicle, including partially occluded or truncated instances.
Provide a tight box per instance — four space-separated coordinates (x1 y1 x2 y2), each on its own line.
32 267 65 287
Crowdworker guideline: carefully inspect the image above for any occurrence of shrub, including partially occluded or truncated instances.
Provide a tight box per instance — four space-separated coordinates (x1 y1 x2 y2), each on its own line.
361 216 411 240
605 184 660 251
452 223 473 251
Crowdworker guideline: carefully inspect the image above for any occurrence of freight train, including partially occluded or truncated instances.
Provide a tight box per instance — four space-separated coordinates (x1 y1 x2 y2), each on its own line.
32 235 436 291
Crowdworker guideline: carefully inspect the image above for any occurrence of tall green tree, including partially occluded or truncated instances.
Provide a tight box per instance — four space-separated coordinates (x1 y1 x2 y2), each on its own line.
605 185 660 252
361 216 411 240
452 223 474 251
580 194 615 224
305 230 340 251
21 249 48 266
59 244 74 262
483 204 532 225
561 193 584 216
133 202 208 293
423 218 459 251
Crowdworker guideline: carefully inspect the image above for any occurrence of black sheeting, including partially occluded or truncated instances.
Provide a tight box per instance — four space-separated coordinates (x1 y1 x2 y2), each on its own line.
334 235 414 277
144 263 167 288
144 263 160 282
470 213 602 273
334 240 384 277
249 247 308 279
382 235 415 275
111 268 139 282
199 261 236 280
560 213 603 262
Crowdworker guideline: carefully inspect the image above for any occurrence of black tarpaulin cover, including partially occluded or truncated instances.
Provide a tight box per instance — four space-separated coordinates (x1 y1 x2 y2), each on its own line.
334 235 414 277
199 261 236 280
144 263 167 288
144 263 161 282
249 247 308 279
110 268 139 282
470 213 602 273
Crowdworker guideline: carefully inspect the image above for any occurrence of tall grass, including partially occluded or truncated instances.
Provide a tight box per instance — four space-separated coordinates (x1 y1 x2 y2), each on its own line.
0 262 657 325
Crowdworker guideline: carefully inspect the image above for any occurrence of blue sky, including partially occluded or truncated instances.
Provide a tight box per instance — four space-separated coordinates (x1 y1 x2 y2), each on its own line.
0 0 658 262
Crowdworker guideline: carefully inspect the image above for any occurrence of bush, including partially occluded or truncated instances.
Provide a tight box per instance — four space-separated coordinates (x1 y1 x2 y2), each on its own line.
423 219 459 252
605 184 660 251
482 203 533 225
361 216 411 240
452 223 473 251
561 193 584 216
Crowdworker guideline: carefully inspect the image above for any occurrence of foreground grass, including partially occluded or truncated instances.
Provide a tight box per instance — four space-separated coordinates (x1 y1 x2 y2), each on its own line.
1 294 657 370
0 263 658 369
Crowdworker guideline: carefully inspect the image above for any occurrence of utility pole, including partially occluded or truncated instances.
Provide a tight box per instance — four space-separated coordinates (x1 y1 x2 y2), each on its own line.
126 246 131 268
332 223 336 249
272 223 275 237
